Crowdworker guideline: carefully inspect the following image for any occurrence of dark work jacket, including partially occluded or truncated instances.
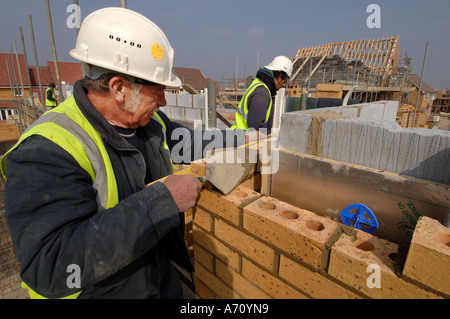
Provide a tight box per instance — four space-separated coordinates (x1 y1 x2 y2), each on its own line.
3 81 198 299
246 68 277 134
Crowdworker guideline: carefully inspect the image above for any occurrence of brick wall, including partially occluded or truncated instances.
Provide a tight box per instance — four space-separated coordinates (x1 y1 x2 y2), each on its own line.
189 160 449 299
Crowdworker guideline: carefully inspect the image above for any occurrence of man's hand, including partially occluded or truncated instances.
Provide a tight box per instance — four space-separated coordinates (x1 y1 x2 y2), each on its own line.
163 174 202 212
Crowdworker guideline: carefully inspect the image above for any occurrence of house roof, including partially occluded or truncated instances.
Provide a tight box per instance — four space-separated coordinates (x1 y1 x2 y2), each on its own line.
0 53 30 87
173 67 208 91
409 74 436 93
47 61 83 86
0 52 83 88
28 66 53 87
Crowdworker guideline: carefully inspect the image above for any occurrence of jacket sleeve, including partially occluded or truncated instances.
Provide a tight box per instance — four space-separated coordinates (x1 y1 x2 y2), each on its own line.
157 111 247 164
246 86 272 130
3 135 181 298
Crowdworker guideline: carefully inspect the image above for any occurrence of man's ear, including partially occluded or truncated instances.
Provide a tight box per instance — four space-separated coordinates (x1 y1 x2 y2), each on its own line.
108 76 127 104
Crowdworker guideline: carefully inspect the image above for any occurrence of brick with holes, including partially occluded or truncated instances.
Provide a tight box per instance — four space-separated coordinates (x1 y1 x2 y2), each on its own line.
403 216 450 296
328 229 441 299
243 196 339 271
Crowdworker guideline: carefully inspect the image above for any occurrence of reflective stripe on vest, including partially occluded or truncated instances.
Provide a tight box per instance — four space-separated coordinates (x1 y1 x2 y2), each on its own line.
231 78 272 130
45 88 57 107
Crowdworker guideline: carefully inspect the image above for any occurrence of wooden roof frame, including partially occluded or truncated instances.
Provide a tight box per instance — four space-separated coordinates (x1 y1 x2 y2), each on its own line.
293 36 400 79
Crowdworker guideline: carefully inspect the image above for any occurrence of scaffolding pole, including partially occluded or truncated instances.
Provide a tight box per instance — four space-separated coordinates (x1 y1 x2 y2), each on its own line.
20 26 38 121
45 0 64 102
13 42 30 127
29 14 46 111
72 0 86 78
7 53 22 128
5 58 24 133
411 41 429 128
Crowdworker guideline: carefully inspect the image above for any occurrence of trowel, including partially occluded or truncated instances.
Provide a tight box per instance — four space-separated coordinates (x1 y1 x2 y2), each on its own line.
197 148 255 195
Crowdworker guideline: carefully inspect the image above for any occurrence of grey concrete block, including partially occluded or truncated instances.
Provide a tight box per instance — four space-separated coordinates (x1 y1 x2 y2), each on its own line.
165 92 177 106
159 106 171 118
186 108 202 122
177 94 193 107
381 101 399 121
279 112 312 154
359 104 385 120
171 107 185 120
320 118 450 184
193 95 206 109
340 107 359 118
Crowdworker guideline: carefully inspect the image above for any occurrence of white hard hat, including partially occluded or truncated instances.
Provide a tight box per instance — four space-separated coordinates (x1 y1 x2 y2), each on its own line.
70 7 181 87
264 56 293 77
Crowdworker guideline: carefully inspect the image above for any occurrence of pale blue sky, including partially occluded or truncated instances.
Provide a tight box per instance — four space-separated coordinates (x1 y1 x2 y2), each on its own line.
1 0 449 89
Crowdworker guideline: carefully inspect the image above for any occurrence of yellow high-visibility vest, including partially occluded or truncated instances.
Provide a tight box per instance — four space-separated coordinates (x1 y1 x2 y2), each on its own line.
231 78 272 130
45 88 57 107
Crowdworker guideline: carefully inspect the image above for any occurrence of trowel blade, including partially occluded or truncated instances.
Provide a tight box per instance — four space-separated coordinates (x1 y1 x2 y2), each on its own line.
204 148 255 195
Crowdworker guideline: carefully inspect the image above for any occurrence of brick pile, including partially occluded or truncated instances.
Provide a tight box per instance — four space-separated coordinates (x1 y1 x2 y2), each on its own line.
189 160 449 299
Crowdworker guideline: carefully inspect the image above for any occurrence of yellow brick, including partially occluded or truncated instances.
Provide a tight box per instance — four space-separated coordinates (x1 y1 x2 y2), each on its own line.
241 258 308 299
197 186 260 226
193 225 239 271
215 259 271 299
193 207 214 233
195 261 240 299
279 255 361 299
239 173 261 191
194 244 215 272
403 216 450 296
190 159 206 177
244 196 339 270
195 279 215 299
215 218 275 271
329 229 441 299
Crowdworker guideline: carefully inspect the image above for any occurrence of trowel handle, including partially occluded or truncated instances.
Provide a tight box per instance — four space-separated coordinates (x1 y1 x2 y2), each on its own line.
197 176 206 183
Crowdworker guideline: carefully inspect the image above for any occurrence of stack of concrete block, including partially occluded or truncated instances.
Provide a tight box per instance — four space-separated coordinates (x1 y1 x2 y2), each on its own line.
160 92 206 123
279 101 450 185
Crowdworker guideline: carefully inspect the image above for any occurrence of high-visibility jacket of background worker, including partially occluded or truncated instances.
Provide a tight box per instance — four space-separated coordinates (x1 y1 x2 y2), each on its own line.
0 93 181 299
45 87 57 107
231 78 272 130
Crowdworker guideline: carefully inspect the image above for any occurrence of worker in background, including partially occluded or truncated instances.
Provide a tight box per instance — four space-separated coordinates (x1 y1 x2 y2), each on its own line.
232 55 293 137
1 8 203 299
45 82 58 110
